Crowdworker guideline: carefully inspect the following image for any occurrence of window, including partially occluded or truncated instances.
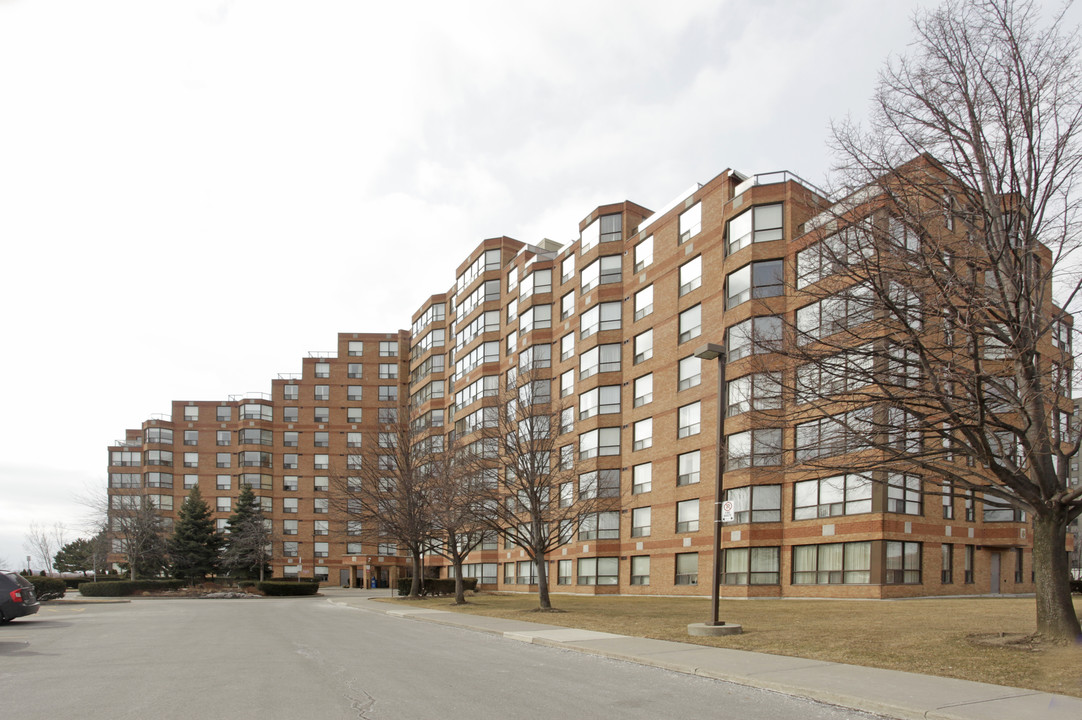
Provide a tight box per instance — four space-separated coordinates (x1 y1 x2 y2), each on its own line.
283 454 298 470
557 559 572 585
726 260 784 307
677 450 700 486
283 407 298 422
378 386 398 402
314 362 330 379
561 253 575 284
519 344 551 371
964 545 975 583
579 427 620 459
560 333 575 361
982 496 1026 522
626 332 650 369
795 408 872 461
314 407 330 422
215 476 232 491
579 512 619 540
283 519 298 536
887 473 923 515
1014 548 1024 583
346 408 362 423
145 472 173 488
183 406 199 421
239 403 272 421
520 268 552 298
726 428 782 469
216 430 230 446
314 476 329 492
631 507 651 538
216 406 231 421
281 431 298 448
942 480 955 520
580 302 621 338
561 291 576 320
678 305 701 344
579 343 621 379
633 418 653 451
145 450 173 466
630 556 650 585
312 542 328 558
283 475 298 491
314 498 328 514
560 370 574 399
727 372 781 416
183 452 198 468
675 552 698 585
634 236 653 272
145 428 172 444
579 385 620 420
311 431 328 448
677 402 700 438
519 304 553 334
942 544 954 583
885 541 922 584
379 341 398 357
347 363 363 379
600 213 622 243
727 203 783 253
727 316 782 361
314 385 330 401
634 285 654 321
516 560 537 585
796 284 874 345
577 557 619 586
677 355 701 391
794 474 872 519
283 498 298 514
314 520 328 536
348 341 364 356
676 499 700 532
679 256 702 296
216 497 231 513
679 202 701 243
111 451 141 467
632 463 652 494
724 485 782 523
633 374 653 407
343 385 362 402
723 547 780 584
580 255 622 293
183 430 198 446
792 541 871 584
183 474 197 489
579 469 619 498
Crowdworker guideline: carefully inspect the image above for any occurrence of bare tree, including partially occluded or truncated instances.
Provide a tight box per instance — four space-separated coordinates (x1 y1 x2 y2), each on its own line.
330 408 437 598
23 522 67 574
775 0 1082 639
423 430 490 604
94 489 169 580
469 370 605 611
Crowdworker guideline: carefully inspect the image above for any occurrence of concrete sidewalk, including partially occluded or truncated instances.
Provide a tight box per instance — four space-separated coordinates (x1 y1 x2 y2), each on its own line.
321 588 1082 720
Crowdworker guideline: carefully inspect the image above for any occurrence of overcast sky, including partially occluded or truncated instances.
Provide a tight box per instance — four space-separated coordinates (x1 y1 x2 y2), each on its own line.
0 0 954 568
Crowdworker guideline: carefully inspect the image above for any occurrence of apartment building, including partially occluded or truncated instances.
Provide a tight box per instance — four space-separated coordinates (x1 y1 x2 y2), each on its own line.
106 164 1061 598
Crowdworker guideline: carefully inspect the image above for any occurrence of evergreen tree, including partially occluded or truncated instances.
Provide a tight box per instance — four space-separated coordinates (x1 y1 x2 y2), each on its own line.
168 487 221 584
221 486 272 581
53 538 96 575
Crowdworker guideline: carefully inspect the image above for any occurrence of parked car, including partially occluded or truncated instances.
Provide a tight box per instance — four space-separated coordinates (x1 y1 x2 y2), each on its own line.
0 571 40 623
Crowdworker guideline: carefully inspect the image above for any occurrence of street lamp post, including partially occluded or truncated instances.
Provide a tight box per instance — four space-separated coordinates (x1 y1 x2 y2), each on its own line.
688 342 742 636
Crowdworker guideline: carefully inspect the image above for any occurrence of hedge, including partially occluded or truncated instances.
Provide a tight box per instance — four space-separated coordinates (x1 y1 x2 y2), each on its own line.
397 577 479 597
64 576 124 589
29 576 66 600
78 579 186 596
256 581 320 596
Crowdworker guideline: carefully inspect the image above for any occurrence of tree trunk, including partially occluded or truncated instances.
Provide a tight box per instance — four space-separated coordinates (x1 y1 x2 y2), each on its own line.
453 557 465 605
409 550 422 597
1032 512 1081 640
535 551 551 610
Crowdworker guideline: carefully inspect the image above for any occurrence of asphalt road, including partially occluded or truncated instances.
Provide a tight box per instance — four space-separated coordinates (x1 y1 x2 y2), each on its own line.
1 597 885 719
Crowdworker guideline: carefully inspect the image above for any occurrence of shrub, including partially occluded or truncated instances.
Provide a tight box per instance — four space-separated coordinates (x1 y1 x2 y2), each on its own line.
257 581 319 596
29 576 66 600
1070 578 1082 594
63 576 124 589
78 579 186 597
397 577 479 597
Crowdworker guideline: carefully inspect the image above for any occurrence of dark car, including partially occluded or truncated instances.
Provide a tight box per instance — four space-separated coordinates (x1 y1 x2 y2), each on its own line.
0 571 40 623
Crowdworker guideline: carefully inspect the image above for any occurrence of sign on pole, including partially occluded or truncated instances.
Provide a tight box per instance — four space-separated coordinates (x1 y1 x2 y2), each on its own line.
721 500 735 523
